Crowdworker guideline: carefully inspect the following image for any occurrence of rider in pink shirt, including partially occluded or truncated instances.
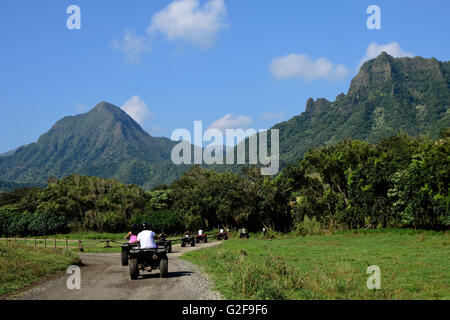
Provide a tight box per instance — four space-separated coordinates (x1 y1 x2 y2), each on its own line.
125 224 139 244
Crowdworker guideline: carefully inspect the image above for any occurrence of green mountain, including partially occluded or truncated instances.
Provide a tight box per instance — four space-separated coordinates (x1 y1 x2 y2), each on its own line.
273 53 450 165
0 148 19 157
0 54 448 189
0 180 41 193
0 102 186 189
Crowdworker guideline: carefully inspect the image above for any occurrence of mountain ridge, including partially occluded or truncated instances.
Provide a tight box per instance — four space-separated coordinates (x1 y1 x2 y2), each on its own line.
270 52 450 164
0 53 448 189
0 102 185 189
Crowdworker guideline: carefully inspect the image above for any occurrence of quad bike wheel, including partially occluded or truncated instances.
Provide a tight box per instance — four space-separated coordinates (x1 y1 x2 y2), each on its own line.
190 239 196 247
121 250 129 266
160 258 168 278
168 244 172 253
181 240 186 247
203 237 208 243
129 259 139 280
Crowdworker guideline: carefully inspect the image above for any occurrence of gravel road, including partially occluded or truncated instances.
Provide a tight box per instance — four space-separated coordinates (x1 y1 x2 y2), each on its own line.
14 241 223 300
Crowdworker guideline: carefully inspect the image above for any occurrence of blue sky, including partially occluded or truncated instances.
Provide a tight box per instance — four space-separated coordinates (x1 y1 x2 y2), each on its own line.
0 0 449 152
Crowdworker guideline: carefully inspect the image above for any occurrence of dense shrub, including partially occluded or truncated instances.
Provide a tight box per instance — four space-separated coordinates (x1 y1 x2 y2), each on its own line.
0 211 68 237
295 216 323 236
129 210 184 234
285 132 449 231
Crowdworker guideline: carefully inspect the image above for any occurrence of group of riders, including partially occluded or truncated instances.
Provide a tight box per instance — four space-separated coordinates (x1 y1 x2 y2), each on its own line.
125 223 251 249
124 223 199 249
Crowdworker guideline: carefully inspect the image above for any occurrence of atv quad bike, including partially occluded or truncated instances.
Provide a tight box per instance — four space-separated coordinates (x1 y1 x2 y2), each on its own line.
216 232 228 241
181 234 195 247
128 246 168 280
195 234 208 243
240 229 250 239
157 239 172 253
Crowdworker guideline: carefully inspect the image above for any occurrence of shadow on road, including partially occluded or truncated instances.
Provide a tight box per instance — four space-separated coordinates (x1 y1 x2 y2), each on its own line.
139 271 193 280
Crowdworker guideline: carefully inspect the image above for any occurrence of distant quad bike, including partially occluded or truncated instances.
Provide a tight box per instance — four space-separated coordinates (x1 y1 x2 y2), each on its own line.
217 231 228 241
181 234 195 247
157 239 172 254
195 231 208 243
128 246 168 280
240 228 250 239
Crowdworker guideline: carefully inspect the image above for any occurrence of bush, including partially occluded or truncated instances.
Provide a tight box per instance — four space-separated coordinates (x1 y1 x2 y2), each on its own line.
0 211 69 237
295 216 323 236
82 211 127 233
129 210 184 234
28 211 69 236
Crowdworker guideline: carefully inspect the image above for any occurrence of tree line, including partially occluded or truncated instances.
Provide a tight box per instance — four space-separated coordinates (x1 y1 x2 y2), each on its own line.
0 130 448 236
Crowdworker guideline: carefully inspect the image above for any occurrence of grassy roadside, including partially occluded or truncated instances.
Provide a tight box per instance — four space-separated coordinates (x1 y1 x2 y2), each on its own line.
182 229 450 300
0 242 81 297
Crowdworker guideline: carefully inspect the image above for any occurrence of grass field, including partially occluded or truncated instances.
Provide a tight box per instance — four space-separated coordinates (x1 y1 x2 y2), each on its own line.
0 243 81 297
182 229 449 300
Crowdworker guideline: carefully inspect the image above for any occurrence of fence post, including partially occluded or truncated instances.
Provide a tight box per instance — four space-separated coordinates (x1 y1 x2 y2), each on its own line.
54 239 57 249
44 239 46 248
78 240 82 252
24 238 26 246
66 240 68 249
35 238 37 248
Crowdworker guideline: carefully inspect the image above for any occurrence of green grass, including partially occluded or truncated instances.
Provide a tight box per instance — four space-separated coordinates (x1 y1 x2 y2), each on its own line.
0 243 81 297
182 229 450 300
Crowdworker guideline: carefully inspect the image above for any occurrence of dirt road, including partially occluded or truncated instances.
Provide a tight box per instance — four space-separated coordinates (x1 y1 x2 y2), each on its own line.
15 241 222 300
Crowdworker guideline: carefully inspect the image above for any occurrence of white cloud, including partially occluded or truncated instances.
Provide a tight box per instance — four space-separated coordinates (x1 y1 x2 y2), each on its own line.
75 104 86 111
359 42 413 67
149 125 166 135
260 110 285 121
121 96 154 125
270 53 348 82
148 0 228 48
209 114 253 132
112 30 150 63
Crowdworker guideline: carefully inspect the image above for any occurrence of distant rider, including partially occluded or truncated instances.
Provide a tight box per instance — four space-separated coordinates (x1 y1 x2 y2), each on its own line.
137 222 157 249
159 231 167 241
125 224 139 244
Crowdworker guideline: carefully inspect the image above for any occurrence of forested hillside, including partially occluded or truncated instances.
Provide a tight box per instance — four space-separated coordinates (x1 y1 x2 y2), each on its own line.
273 53 450 164
0 102 187 189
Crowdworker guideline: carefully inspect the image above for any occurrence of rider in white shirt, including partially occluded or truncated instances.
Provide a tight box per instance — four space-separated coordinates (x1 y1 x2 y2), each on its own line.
137 222 157 249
